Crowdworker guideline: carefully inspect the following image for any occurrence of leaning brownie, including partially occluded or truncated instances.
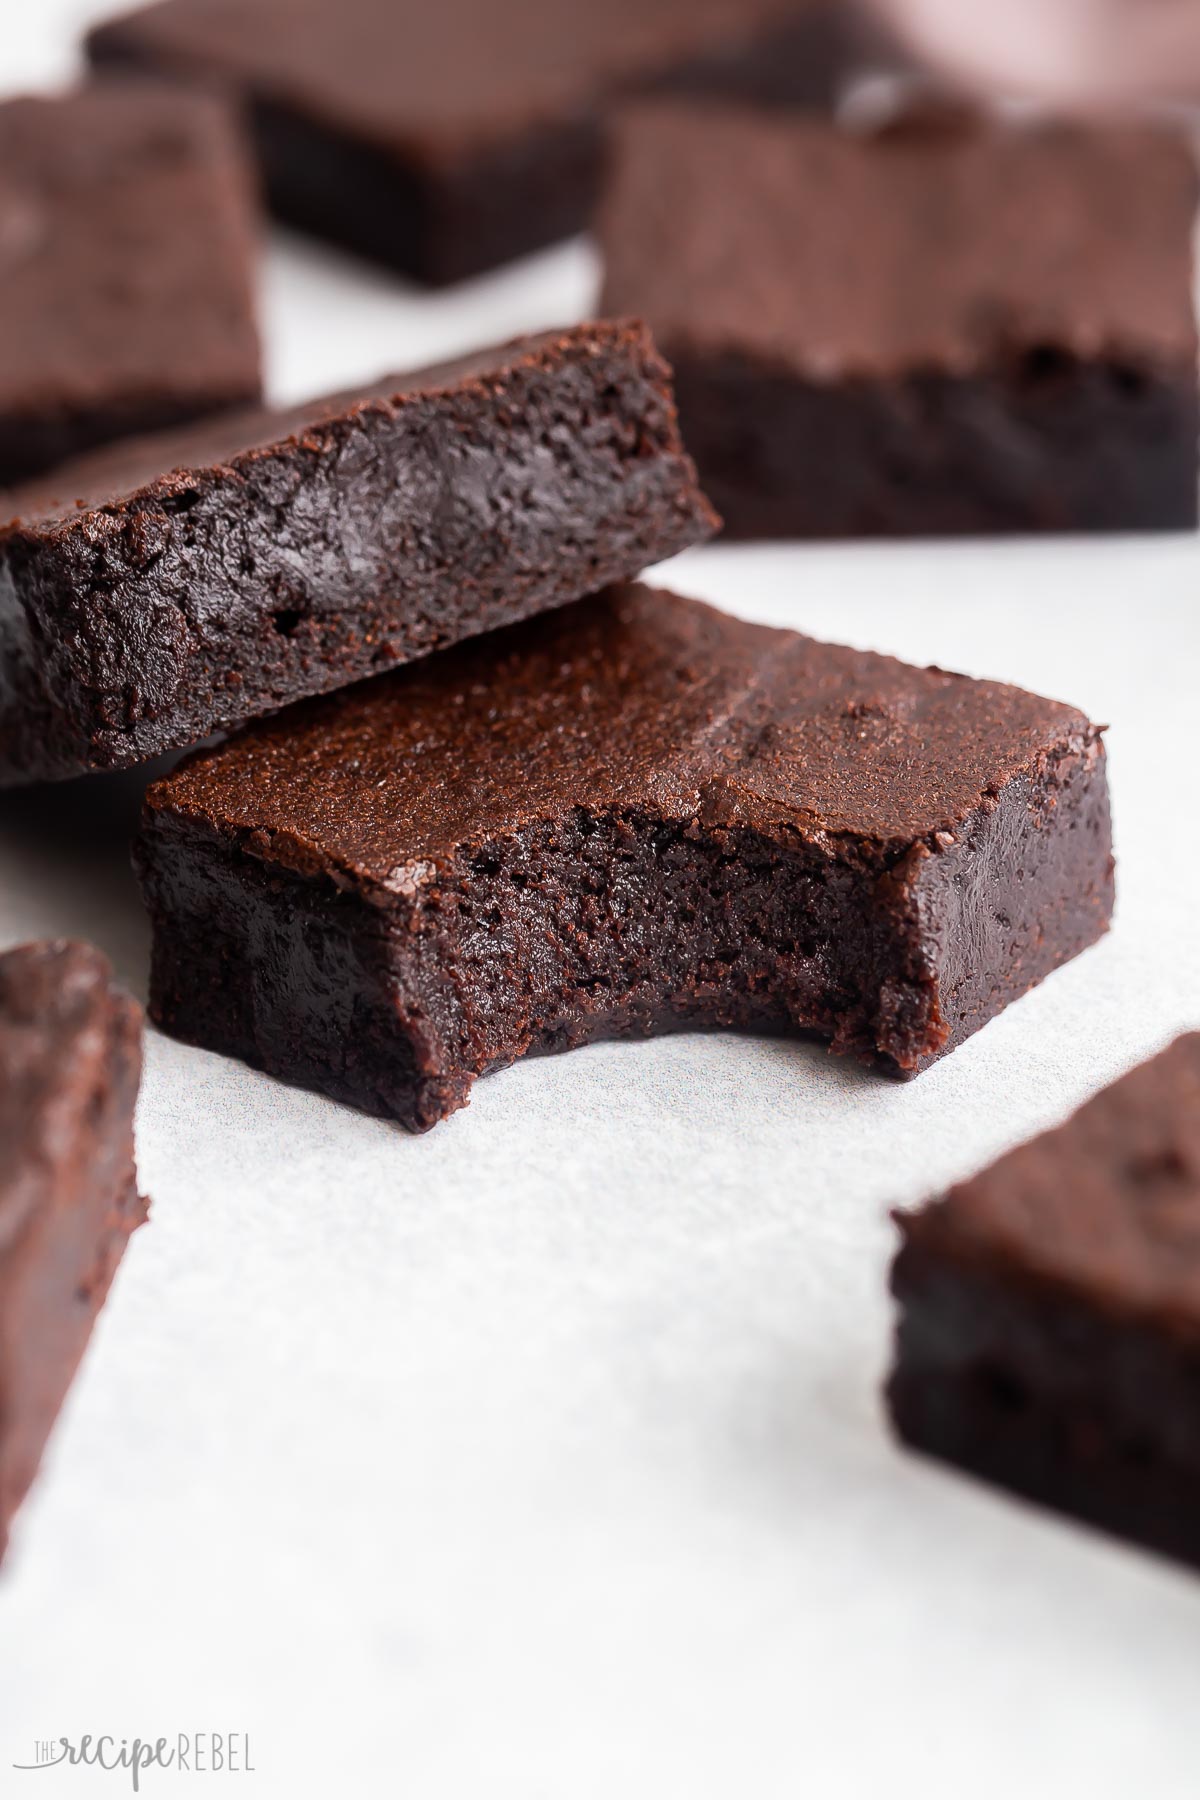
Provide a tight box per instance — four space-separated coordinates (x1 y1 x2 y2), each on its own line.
0 83 261 488
599 106 1200 537
0 942 146 1563
0 322 715 784
889 1035 1200 1571
86 0 866 284
135 583 1114 1132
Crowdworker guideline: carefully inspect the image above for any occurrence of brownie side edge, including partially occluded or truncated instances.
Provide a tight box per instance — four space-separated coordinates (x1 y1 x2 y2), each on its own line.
663 346 1200 539
887 1223 1200 1572
0 324 716 784
134 815 456 1130
135 801 931 1132
135 733 1107 1130
0 945 146 1561
903 726 1114 1072
0 1151 145 1565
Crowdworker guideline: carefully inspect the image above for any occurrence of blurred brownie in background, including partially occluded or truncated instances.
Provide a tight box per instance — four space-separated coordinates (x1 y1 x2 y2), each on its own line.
0 323 715 784
599 105 1200 539
0 83 261 488
889 1035 1200 1571
87 0 877 285
0 942 146 1564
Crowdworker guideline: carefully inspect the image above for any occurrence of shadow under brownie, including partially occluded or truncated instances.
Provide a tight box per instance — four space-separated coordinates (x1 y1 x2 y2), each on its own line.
135 583 1114 1131
889 1035 1200 1573
0 321 715 784
599 106 1200 539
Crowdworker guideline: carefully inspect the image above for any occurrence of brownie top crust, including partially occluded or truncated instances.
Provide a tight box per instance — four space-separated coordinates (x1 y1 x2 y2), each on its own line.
88 0 825 150
899 1035 1200 1330
0 941 143 1258
0 321 703 530
600 106 1200 377
146 582 1095 895
0 81 260 422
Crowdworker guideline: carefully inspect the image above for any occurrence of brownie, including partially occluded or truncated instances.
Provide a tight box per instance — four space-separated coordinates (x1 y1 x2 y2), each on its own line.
134 582 1114 1132
0 82 261 489
0 322 715 785
599 106 1200 538
889 1035 1200 1572
0 941 146 1564
86 0 868 285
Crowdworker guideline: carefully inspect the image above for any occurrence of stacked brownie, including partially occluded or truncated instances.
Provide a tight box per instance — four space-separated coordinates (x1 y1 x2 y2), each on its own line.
134 584 1114 1130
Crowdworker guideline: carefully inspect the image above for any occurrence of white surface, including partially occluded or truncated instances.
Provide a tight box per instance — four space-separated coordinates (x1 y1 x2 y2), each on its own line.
4 6 1200 1796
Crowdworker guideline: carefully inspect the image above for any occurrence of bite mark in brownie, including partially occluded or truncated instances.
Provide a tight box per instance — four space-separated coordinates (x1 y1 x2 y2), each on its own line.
134 583 1114 1131
0 321 716 784
0 81 261 488
888 1035 1200 1572
86 0 867 284
599 106 1200 538
0 941 146 1564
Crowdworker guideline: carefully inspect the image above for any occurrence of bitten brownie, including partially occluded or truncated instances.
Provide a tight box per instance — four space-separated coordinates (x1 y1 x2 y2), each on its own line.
87 0 865 285
889 1036 1200 1572
0 941 146 1564
0 82 261 488
0 322 715 785
599 106 1200 538
134 583 1114 1132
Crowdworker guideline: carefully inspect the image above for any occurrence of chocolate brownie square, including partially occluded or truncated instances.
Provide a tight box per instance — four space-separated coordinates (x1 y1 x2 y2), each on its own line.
889 1035 1200 1571
0 81 261 487
87 0 868 285
0 941 146 1563
134 583 1114 1131
0 322 716 784
599 106 1200 537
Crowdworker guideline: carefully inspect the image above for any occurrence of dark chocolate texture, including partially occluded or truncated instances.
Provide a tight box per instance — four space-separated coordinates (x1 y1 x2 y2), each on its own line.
889 1035 1200 1572
0 322 716 784
0 81 261 488
87 0 867 284
135 583 1114 1131
0 941 145 1564
599 107 1200 537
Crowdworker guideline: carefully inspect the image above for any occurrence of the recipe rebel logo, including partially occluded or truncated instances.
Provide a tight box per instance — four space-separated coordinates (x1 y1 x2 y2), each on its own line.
13 1734 255 1790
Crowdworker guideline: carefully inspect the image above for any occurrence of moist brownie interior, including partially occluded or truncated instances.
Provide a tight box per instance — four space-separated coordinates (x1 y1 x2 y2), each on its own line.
0 941 146 1562
0 322 716 782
